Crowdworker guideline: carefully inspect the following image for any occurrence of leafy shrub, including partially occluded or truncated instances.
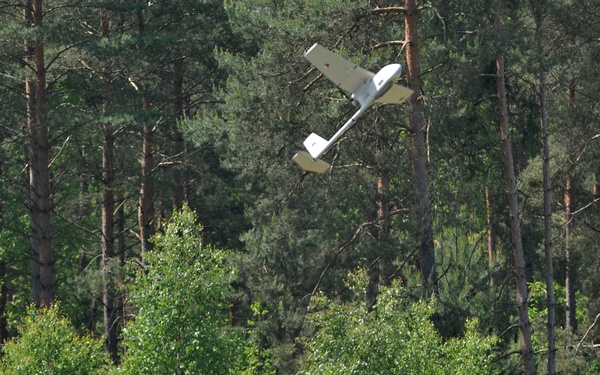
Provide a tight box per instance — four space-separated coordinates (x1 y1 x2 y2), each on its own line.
300 282 498 375
0 304 111 375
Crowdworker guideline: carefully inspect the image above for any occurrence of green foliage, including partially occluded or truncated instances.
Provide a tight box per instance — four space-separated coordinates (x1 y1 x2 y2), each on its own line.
237 302 276 375
197 2 421 370
118 205 243 374
434 227 510 337
528 280 588 325
299 278 499 375
0 1 599 374
528 280 596 374
0 304 112 375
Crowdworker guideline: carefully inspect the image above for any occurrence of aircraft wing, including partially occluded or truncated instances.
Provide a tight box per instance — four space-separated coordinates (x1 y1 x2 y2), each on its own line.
304 43 374 93
374 83 414 105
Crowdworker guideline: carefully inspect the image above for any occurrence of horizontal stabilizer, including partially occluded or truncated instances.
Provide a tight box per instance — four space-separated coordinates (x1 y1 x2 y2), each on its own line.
293 151 331 174
303 133 330 159
374 83 414 105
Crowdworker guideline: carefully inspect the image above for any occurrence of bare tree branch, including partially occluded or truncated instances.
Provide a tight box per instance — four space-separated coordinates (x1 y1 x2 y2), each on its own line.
373 40 408 50
575 312 600 355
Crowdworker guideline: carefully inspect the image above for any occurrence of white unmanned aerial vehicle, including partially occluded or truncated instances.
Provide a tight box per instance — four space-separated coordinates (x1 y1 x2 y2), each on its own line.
293 43 413 173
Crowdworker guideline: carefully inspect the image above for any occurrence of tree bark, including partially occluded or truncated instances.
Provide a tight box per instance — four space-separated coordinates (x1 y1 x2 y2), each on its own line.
99 10 119 361
493 1 535 373
485 185 496 264
139 103 155 256
172 57 185 208
533 5 556 372
101 120 118 361
564 175 577 333
404 0 436 293
564 72 578 335
25 0 54 307
117 188 126 356
0 197 8 345
137 8 155 256
0 261 8 346
593 171 599 204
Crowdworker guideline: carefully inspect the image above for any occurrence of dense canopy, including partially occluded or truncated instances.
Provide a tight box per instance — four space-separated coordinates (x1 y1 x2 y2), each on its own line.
0 0 599 374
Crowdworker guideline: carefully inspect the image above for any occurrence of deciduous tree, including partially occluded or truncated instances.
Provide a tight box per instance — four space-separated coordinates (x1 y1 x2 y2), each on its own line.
119 205 243 374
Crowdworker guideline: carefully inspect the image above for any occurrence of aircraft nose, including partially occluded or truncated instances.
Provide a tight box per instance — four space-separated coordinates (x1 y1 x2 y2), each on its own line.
393 64 402 80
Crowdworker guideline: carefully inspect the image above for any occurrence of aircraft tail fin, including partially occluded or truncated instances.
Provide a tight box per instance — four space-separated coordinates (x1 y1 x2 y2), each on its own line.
292 151 331 174
303 133 329 159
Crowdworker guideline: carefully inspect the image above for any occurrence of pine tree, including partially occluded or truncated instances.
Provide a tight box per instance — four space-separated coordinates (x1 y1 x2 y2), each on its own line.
24 0 54 307
403 0 437 293
531 1 556 372
492 1 535 372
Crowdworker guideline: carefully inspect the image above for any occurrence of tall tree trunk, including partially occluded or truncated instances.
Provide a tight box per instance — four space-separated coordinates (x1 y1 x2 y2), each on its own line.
139 97 155 255
26 0 54 307
404 0 436 292
117 189 126 356
533 5 556 372
493 2 535 373
102 120 118 361
564 73 578 334
137 8 155 255
172 57 185 208
99 10 118 361
564 175 577 333
117 190 126 268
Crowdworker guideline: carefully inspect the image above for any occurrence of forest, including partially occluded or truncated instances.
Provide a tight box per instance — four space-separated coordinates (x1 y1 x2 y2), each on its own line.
0 0 598 374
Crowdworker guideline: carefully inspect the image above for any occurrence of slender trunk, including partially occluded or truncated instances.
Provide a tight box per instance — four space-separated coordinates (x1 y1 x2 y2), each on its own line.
101 113 117 361
485 185 496 264
139 97 155 255
367 168 391 311
593 171 599 204
117 190 125 268
564 74 577 334
0 261 8 346
172 57 185 208
404 0 436 292
493 2 535 373
564 175 577 333
117 189 126 356
376 175 391 256
137 8 154 255
533 7 556 372
102 120 118 361
0 197 8 344
99 10 118 361
26 0 54 307
24 30 39 302
77 151 94 330
376 171 393 284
